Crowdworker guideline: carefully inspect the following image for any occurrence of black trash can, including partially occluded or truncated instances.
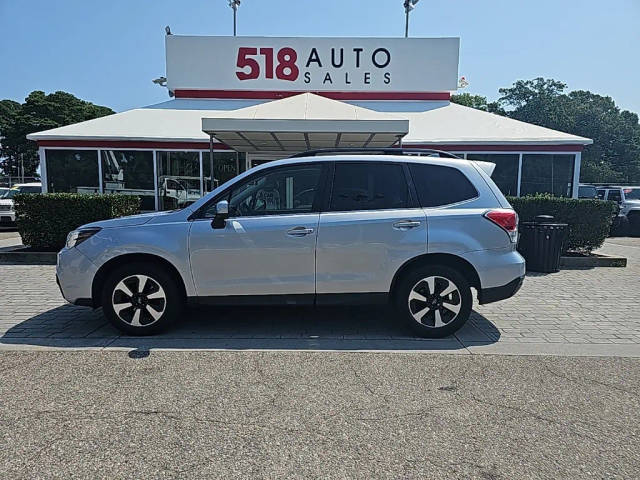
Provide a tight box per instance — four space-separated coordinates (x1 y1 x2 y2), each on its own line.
517 215 568 273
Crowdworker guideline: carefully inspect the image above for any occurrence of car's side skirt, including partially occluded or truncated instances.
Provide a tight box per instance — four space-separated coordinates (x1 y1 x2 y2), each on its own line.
188 293 389 307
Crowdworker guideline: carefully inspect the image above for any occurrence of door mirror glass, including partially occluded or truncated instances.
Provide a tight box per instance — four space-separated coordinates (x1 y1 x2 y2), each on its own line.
216 200 229 216
211 200 229 229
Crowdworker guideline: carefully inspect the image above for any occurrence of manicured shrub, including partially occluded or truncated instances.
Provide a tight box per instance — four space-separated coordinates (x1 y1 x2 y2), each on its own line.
507 194 617 253
14 193 140 251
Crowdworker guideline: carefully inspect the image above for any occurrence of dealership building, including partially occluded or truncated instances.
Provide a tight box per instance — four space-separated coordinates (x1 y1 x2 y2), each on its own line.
27 35 591 211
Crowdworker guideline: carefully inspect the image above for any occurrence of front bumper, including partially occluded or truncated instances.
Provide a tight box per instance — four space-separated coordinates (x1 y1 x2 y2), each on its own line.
478 275 524 304
56 246 98 305
0 211 15 224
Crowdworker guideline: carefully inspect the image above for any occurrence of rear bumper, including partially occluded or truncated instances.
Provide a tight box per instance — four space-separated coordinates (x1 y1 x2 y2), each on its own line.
478 275 524 305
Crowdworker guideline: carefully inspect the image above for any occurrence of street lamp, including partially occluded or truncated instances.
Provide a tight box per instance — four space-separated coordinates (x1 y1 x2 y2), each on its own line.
229 0 241 36
403 0 420 38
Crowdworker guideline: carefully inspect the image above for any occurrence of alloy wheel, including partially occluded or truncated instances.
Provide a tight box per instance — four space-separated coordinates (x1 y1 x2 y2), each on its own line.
407 275 462 328
111 274 166 327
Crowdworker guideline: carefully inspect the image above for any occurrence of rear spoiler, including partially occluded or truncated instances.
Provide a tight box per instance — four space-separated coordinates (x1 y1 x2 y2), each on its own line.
472 161 496 177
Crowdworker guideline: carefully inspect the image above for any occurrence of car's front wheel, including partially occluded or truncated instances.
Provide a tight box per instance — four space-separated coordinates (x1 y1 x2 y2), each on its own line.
101 262 183 335
396 265 472 338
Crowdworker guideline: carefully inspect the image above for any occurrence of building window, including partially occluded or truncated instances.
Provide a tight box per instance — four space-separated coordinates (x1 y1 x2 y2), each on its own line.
101 150 155 210
520 154 575 197
203 152 244 193
466 154 519 196
45 150 99 193
156 151 201 210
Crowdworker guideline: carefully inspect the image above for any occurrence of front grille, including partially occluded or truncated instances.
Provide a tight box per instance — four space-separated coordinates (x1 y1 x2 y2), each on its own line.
0 205 11 211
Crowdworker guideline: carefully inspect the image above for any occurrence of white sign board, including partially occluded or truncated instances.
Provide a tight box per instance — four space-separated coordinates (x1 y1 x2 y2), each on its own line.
166 36 459 93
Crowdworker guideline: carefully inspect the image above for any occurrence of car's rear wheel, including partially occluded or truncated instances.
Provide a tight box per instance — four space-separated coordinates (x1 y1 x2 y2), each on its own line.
396 265 472 338
101 262 183 335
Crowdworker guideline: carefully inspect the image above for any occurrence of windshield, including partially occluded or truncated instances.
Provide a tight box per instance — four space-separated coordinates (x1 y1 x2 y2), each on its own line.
4 189 19 199
624 188 640 200
0 188 9 198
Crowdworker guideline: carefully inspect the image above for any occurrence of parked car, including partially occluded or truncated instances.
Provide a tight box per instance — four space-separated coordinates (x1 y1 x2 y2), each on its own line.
56 150 525 337
578 184 598 199
0 182 42 225
596 186 640 235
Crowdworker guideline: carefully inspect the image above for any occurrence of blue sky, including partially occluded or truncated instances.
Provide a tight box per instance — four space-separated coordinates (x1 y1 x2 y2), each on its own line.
1 0 639 113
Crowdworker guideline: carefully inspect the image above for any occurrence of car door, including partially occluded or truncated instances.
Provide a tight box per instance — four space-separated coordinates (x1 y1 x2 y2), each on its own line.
189 162 327 300
315 161 427 296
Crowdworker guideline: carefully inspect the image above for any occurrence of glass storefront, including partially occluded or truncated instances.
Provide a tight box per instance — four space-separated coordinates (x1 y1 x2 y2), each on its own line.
42 149 577 209
466 153 519 196
520 154 575 197
157 151 201 210
101 150 155 210
45 150 99 193
203 151 244 193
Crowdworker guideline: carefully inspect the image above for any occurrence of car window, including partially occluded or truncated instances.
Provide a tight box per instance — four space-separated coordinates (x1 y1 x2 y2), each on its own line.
608 190 622 202
578 186 597 198
212 164 324 218
330 162 409 211
409 164 478 207
596 189 606 200
624 188 640 200
18 186 41 194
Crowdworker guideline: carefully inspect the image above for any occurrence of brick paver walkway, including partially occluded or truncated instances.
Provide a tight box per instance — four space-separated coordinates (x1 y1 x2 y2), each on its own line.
1 239 639 355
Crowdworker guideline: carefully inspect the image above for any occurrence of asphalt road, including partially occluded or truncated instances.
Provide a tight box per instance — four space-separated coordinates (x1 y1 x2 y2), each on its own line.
1 351 639 479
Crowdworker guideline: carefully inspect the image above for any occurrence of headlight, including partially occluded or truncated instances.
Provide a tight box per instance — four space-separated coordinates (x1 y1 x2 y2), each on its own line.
66 227 101 248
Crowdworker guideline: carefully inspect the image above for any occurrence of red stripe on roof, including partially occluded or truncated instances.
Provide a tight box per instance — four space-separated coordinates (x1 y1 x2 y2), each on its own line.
36 140 231 150
403 144 585 152
173 89 451 101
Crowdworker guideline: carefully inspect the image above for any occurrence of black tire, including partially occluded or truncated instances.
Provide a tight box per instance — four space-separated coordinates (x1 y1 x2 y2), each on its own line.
395 264 472 338
101 262 183 336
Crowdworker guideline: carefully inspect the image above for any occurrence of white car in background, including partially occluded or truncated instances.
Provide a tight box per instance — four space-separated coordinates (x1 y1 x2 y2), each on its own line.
0 182 42 225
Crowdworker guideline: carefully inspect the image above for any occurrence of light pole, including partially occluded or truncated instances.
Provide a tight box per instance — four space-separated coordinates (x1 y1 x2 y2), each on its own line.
229 0 241 36
404 0 420 38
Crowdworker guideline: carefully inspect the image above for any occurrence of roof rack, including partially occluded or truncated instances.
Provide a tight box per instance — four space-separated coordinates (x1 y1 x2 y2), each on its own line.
288 148 460 159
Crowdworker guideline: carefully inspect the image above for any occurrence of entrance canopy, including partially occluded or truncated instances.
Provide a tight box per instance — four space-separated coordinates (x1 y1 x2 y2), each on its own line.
201 93 409 152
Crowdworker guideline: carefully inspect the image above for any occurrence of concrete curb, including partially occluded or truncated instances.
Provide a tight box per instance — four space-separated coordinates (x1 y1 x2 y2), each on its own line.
0 247 56 265
560 254 627 268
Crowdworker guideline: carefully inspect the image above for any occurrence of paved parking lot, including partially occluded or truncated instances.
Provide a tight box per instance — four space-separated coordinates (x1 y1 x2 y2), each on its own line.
1 238 639 356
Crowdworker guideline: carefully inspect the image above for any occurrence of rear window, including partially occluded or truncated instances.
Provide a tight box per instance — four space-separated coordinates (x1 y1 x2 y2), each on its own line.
330 162 409 211
409 164 478 207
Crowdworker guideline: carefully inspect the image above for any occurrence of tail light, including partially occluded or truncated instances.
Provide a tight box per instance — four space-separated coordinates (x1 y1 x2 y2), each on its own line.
484 209 518 243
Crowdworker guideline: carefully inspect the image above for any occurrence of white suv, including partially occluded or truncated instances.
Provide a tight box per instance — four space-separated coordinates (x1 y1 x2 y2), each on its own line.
56 150 525 337
597 186 640 235
0 182 42 225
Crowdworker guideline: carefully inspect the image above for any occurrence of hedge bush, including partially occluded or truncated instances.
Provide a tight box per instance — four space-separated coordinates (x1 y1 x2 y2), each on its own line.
507 194 617 253
15 193 140 251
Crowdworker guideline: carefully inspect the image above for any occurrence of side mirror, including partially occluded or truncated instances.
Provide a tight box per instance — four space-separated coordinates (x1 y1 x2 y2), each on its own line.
211 200 229 229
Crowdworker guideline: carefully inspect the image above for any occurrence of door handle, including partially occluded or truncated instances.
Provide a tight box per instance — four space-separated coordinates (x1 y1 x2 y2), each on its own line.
286 226 315 237
393 220 421 230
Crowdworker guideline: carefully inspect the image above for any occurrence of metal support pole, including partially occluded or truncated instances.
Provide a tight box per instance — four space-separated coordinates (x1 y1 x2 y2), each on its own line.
571 152 581 199
516 153 523 197
209 134 215 190
233 8 237 36
405 9 409 37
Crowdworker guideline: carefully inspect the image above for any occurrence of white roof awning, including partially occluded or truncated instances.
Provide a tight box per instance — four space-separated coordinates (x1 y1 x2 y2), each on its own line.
202 118 408 152
201 93 408 151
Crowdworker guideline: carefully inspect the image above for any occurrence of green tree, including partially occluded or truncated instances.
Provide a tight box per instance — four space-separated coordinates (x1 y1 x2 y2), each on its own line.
496 78 640 183
450 93 504 114
0 91 114 177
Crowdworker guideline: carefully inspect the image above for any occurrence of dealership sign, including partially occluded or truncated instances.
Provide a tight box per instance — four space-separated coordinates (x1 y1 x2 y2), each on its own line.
166 36 459 93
